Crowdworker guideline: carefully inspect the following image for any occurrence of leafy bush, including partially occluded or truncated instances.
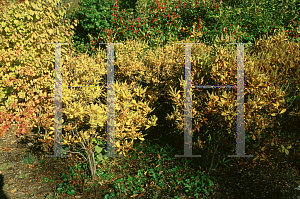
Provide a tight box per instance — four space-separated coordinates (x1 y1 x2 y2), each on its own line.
0 0 77 137
66 0 300 58
67 0 119 57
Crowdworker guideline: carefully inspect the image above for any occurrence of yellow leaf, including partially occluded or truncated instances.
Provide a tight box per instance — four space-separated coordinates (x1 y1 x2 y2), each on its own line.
83 132 90 140
221 112 228 116
18 91 25 99
51 13 56 20
49 127 54 130
26 15 33 21
11 188 17 193
28 10 34 16
139 137 145 141
4 27 9 32
115 141 120 148
279 109 286 114
286 145 292 149
271 113 277 116
253 156 259 161
63 139 69 145
285 149 289 155
272 101 280 109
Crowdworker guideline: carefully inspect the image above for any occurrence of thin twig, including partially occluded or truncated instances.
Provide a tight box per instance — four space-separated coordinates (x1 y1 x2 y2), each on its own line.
118 182 121 198
209 140 221 174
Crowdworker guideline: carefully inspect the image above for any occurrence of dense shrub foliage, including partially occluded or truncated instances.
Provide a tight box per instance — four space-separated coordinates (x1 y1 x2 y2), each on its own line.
65 0 299 59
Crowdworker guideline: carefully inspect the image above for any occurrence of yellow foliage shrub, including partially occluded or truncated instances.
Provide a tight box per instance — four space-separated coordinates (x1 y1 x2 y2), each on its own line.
0 0 78 137
60 51 158 157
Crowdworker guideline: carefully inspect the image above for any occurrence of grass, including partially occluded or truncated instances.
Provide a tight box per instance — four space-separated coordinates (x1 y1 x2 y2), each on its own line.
39 124 218 198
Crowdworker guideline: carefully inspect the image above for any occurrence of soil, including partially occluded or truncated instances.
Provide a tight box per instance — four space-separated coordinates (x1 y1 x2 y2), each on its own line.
0 122 105 199
0 122 54 199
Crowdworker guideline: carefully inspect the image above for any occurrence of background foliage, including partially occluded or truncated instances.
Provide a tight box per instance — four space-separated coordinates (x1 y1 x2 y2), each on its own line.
50 0 300 59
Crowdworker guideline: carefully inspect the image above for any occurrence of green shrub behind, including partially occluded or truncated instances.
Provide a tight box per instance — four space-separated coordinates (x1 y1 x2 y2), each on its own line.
67 0 118 57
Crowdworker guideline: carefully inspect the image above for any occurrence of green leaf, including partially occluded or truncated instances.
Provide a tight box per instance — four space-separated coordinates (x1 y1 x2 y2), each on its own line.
68 189 76 195
95 145 103 153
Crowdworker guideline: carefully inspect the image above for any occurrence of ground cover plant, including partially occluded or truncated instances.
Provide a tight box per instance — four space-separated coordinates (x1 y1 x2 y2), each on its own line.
0 0 300 198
